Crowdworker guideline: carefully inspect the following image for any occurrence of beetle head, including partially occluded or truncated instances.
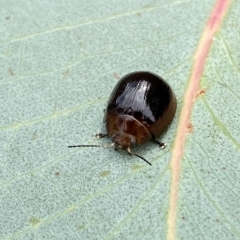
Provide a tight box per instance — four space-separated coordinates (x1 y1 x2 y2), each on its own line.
112 133 136 150
111 133 152 165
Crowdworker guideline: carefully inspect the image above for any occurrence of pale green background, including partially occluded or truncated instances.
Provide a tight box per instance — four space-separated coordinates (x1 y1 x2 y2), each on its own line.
0 0 239 239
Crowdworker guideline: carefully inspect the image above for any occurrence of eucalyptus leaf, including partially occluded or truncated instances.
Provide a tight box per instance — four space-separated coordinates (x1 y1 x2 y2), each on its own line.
0 0 239 239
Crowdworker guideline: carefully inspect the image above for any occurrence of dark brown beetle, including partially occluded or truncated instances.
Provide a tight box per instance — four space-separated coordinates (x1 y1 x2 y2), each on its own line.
69 71 177 165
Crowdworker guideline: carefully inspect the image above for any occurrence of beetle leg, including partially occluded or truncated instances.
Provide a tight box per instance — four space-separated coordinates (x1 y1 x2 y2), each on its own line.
96 133 108 139
151 134 166 149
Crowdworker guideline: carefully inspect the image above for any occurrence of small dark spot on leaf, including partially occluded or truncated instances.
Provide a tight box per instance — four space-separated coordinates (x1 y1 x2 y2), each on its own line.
99 170 110 177
55 172 60 176
186 122 193 133
77 224 85 230
8 68 13 75
6 16 10 20
196 88 206 98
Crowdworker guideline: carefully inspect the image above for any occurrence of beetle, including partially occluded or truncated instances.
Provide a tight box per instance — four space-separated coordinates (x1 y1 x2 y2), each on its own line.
69 71 177 165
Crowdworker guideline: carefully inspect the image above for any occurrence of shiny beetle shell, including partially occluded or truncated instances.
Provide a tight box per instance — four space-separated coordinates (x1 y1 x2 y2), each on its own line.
104 71 177 150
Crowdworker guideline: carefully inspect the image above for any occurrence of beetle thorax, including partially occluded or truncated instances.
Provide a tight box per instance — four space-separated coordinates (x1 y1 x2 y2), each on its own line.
112 133 136 150
106 114 152 146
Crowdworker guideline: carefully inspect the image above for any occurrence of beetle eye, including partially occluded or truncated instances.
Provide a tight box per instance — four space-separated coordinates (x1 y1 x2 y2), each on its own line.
130 139 136 146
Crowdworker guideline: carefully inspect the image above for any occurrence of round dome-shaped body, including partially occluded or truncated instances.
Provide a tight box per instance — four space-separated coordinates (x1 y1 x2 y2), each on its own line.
104 71 177 150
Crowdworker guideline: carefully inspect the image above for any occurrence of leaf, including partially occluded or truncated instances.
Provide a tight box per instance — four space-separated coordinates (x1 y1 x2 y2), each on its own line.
0 0 239 239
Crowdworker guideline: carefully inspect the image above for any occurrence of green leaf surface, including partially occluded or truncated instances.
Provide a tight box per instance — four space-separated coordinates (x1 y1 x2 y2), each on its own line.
0 0 239 239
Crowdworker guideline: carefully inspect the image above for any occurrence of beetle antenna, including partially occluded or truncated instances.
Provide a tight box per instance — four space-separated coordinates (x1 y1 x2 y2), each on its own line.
127 148 152 166
68 143 115 148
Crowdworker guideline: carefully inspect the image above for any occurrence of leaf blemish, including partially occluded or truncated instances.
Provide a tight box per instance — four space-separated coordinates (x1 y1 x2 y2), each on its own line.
29 217 41 226
99 170 110 177
196 88 207 98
